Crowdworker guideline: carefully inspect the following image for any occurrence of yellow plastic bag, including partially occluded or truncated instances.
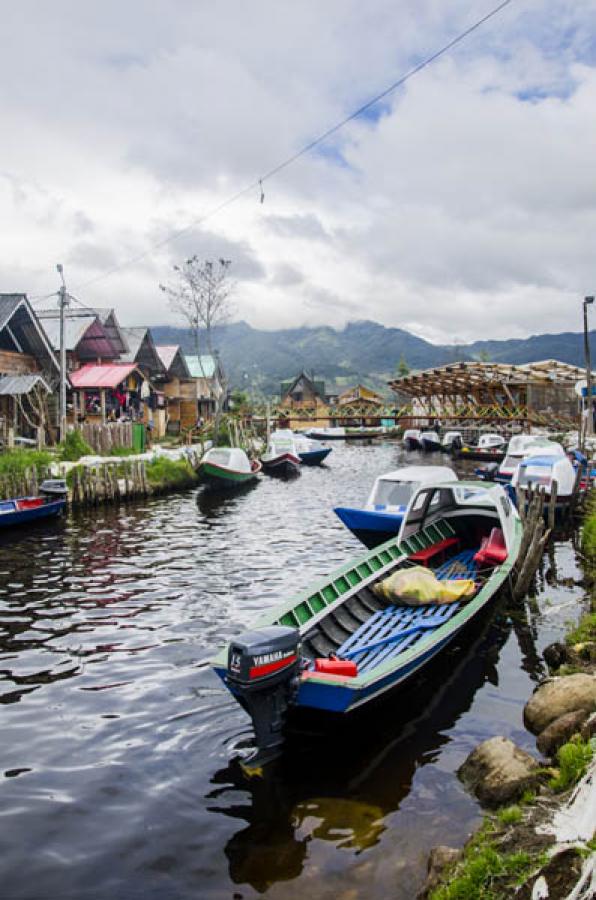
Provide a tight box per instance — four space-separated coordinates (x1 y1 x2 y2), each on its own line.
373 565 475 606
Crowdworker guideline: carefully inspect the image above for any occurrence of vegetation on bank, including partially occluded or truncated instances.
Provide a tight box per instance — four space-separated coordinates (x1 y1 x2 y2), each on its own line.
549 735 594 793
145 457 198 491
0 449 53 477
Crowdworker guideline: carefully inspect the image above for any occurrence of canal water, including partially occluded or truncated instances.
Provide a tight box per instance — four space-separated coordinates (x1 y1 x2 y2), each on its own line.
0 443 589 900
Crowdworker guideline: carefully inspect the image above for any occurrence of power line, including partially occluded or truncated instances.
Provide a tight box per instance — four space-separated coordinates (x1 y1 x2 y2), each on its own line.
75 0 514 292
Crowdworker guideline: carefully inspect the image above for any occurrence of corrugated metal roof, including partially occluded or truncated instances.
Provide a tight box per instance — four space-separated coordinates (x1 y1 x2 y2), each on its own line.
184 355 216 378
0 295 25 331
156 345 179 370
119 327 148 362
41 316 98 351
0 374 51 395
69 363 137 389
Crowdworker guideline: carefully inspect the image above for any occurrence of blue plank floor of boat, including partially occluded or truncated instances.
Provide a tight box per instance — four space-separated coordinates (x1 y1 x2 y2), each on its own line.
336 549 478 674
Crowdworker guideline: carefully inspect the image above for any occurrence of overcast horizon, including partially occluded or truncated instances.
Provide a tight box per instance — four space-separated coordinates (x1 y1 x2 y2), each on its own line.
3 1 596 343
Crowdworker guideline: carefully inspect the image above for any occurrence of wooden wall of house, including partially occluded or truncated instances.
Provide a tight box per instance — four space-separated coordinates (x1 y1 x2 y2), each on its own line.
0 350 39 374
180 400 198 429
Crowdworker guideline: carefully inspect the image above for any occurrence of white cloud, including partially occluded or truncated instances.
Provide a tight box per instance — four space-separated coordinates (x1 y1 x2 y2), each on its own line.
1 0 596 341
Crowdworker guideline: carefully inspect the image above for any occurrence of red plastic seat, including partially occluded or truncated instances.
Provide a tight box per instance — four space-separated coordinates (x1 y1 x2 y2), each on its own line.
410 536 459 566
473 528 507 566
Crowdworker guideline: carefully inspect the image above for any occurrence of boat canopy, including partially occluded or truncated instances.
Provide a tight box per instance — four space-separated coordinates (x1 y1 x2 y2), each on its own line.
403 429 421 440
442 431 462 446
366 465 457 510
203 446 252 473
511 454 576 496
477 433 505 449
420 431 440 441
399 481 518 556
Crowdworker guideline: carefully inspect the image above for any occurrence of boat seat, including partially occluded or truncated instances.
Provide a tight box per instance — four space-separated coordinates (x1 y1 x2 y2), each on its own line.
409 536 459 567
473 528 507 566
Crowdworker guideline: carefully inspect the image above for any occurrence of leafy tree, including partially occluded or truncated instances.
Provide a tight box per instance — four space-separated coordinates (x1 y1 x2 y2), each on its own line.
396 354 410 377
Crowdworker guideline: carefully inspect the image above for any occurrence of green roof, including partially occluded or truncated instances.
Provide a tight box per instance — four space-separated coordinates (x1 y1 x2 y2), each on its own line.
184 355 216 378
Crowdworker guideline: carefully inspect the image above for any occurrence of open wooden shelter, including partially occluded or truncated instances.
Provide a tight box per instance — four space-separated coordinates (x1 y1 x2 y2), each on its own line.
388 359 584 430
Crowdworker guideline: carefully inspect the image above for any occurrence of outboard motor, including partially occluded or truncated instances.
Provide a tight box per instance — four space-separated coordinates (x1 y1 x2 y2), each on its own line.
226 625 300 769
39 479 68 500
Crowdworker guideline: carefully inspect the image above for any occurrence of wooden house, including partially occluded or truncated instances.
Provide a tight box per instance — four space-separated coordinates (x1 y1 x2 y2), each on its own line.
0 294 59 444
183 354 226 426
155 345 192 434
119 328 168 435
69 363 155 427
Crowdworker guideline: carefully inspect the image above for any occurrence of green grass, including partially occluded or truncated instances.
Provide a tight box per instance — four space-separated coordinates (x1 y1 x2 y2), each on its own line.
58 430 93 461
581 506 596 565
430 820 546 900
565 612 596 647
549 736 594 793
145 457 198 491
0 449 54 476
107 446 138 457
495 805 522 826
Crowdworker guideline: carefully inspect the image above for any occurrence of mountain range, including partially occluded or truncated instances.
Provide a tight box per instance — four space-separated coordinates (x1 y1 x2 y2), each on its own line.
149 320 596 397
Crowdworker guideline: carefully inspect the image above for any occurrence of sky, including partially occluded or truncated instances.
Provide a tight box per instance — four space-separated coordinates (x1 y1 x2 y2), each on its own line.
2 0 596 344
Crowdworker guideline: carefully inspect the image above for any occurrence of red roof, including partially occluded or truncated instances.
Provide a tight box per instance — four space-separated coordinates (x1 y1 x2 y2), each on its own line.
69 363 137 389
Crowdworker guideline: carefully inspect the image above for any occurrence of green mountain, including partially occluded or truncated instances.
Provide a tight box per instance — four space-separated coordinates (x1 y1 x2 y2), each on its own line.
149 320 596 397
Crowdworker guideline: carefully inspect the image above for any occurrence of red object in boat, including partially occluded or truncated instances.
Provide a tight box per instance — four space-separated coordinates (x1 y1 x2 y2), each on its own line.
314 658 358 677
16 498 44 511
474 528 508 566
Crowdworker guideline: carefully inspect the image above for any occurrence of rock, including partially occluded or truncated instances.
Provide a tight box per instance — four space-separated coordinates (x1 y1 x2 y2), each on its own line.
418 846 462 899
536 709 589 757
523 674 596 734
543 641 568 670
580 711 596 741
516 848 583 900
458 736 541 807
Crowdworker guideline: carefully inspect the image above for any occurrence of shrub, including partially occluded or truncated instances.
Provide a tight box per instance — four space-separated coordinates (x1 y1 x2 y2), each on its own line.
144 457 198 490
0 449 53 477
59 430 93 462
549 736 594 793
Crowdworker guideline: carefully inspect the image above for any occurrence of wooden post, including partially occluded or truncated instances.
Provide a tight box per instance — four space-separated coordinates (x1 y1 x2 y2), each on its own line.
100 389 106 425
7 426 14 449
547 479 558 532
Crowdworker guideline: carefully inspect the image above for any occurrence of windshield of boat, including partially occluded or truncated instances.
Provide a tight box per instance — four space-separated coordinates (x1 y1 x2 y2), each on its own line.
370 480 414 508
518 465 552 488
501 454 521 470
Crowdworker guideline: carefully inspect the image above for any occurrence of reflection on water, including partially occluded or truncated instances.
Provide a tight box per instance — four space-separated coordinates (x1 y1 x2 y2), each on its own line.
0 443 589 899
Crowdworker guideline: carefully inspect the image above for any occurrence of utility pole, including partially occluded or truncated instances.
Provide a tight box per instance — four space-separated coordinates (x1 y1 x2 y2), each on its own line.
56 264 70 441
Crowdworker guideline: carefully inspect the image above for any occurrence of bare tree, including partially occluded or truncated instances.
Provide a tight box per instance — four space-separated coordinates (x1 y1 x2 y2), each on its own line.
160 256 233 441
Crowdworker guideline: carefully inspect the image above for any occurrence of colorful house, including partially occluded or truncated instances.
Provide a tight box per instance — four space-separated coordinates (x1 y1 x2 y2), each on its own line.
183 354 226 425
155 345 192 434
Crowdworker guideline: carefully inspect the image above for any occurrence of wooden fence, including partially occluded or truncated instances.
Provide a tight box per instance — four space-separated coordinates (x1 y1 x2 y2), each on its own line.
78 422 133 454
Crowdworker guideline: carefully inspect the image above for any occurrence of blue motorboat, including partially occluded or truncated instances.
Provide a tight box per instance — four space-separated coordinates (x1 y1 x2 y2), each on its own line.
212 481 522 770
0 479 67 529
334 465 458 549
272 430 332 466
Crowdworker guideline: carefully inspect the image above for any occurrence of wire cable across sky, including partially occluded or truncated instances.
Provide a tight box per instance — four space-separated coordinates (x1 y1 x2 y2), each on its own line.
76 0 515 293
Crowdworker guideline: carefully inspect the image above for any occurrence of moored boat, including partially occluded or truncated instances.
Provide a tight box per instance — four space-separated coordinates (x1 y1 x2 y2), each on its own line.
304 427 346 441
334 464 457 548
0 479 68 529
420 431 441 452
441 431 463 452
198 447 262 489
403 429 422 451
510 452 577 520
261 435 301 476
272 430 331 466
213 480 521 770
454 433 506 462
477 435 564 483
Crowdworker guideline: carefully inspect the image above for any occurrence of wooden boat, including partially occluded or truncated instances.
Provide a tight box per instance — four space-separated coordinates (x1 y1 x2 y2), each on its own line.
0 479 67 529
305 427 383 441
441 431 463 451
420 430 441 452
334 465 457 548
261 435 301 476
454 433 506 462
403 429 422 451
212 480 521 770
272 430 331 466
198 447 262 489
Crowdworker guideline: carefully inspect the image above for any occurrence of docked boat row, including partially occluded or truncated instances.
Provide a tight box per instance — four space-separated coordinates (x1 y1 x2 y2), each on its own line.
0 479 68 530
403 428 507 461
197 430 332 489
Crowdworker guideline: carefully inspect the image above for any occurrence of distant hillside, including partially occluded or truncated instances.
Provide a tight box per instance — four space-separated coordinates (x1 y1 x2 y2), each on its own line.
149 320 596 396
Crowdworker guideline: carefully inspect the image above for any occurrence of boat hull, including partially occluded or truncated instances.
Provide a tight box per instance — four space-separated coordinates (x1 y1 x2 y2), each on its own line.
261 453 301 476
198 460 261 489
0 498 66 529
298 447 332 466
334 506 404 549
455 447 505 463
421 438 441 452
404 438 421 451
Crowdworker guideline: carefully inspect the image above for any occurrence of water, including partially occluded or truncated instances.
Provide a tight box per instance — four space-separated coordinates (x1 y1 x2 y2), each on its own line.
0 443 589 899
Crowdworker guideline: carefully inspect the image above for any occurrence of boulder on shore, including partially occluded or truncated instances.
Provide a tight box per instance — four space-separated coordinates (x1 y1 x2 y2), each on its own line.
458 736 541 807
543 641 568 671
536 709 589 757
524 674 596 735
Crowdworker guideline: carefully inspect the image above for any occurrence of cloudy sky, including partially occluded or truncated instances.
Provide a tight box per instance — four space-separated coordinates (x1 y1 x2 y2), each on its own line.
2 0 596 343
